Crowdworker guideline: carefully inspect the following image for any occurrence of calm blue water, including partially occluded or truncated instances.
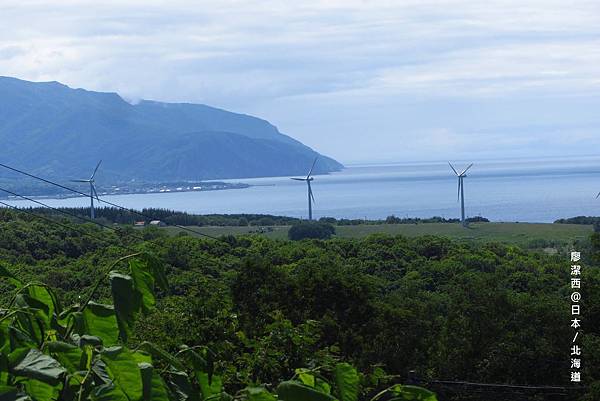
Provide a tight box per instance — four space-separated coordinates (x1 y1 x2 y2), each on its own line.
5 156 600 223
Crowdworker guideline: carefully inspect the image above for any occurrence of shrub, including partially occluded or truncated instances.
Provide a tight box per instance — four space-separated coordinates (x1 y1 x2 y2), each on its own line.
466 216 490 223
288 221 336 240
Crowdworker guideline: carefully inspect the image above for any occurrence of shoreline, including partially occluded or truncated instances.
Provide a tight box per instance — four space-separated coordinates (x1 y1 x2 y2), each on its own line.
0 182 251 202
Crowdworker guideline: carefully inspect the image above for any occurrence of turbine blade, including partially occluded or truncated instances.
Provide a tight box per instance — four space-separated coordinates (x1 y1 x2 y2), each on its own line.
448 162 458 176
71 179 91 183
457 178 461 202
290 178 305 181
596 191 600 199
309 186 315 204
307 156 318 178
460 163 474 176
90 160 102 180
92 184 100 201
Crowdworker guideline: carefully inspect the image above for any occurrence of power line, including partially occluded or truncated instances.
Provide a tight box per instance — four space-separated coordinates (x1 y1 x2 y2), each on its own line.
0 200 137 253
0 186 228 261
0 162 220 240
0 185 164 254
403 371 585 397
429 379 578 392
0 186 128 235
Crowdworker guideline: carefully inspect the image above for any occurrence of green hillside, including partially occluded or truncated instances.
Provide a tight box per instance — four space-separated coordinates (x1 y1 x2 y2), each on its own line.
0 76 342 183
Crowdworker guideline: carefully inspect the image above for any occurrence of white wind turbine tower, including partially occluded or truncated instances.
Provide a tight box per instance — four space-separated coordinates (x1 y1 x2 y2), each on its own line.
449 162 473 227
72 160 102 219
291 157 318 220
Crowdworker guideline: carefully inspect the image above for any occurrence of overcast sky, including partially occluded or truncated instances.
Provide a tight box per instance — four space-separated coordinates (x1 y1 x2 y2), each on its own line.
1 0 599 163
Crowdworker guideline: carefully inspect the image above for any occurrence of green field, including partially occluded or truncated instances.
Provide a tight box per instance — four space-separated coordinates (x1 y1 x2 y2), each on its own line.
163 222 593 247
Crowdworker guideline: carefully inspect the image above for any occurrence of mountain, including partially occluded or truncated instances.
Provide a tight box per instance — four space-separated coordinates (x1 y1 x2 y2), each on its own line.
0 76 343 183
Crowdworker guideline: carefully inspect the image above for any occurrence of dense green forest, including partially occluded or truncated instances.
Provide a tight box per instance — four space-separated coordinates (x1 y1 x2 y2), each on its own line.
0 208 598 400
21 207 488 227
556 216 600 231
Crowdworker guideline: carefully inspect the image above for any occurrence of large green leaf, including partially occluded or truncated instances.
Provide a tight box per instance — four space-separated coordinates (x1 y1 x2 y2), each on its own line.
12 286 59 343
187 347 215 385
73 303 120 346
9 349 65 385
140 363 154 400
109 273 141 342
129 256 167 314
12 306 44 346
196 372 222 400
138 342 186 372
71 334 103 348
129 260 157 313
7 325 36 351
0 264 21 288
276 381 337 401
91 359 111 386
387 385 438 401
315 379 331 396
294 369 315 387
167 370 199 401
24 379 61 401
90 383 129 401
333 363 359 401
140 253 168 291
0 385 29 401
0 355 7 386
100 346 144 401
46 341 83 373
61 372 87 401
245 387 276 401
26 286 60 325
139 362 170 401
0 322 9 356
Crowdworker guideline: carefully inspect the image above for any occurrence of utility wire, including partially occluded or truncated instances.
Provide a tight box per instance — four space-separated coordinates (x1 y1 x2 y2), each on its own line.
0 186 226 259
0 162 221 240
0 200 137 254
402 372 585 397
0 186 130 235
428 379 579 392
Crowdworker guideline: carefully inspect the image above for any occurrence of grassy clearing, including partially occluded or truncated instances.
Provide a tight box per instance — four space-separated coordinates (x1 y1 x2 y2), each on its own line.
161 222 593 247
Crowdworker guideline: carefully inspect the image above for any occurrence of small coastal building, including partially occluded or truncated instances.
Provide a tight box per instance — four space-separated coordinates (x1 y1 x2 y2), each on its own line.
134 221 146 227
149 220 166 227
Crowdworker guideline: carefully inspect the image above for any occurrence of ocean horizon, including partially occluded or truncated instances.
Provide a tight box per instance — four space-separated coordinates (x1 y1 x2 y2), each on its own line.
4 155 600 223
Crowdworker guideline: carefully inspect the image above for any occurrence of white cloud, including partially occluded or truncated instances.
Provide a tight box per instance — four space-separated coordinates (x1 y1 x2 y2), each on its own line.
0 0 599 161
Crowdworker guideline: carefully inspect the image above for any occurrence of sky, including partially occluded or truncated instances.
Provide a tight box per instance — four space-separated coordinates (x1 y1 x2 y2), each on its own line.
0 0 599 164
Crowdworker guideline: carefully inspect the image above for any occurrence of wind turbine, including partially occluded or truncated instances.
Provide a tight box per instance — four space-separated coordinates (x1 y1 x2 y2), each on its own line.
291 157 318 220
449 162 473 227
72 160 102 219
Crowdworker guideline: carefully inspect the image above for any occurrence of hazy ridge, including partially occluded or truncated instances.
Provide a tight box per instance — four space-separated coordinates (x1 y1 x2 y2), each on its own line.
0 76 343 183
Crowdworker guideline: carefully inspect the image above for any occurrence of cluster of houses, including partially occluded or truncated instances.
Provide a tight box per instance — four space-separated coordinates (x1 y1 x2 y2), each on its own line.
133 220 166 227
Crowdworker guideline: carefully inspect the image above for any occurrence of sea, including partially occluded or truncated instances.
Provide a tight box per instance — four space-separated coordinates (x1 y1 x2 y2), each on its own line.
4 156 600 223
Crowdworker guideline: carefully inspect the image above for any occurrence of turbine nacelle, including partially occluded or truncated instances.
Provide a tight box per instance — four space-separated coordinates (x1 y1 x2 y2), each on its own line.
449 162 473 177
71 160 102 218
448 162 473 227
290 157 318 220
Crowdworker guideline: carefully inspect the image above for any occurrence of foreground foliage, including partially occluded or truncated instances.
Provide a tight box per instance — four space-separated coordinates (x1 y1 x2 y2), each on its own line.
0 209 597 400
0 251 436 400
